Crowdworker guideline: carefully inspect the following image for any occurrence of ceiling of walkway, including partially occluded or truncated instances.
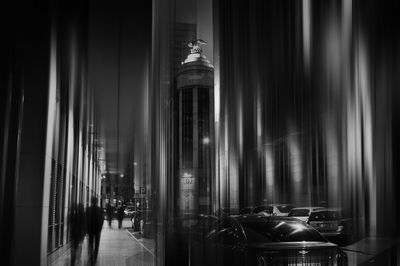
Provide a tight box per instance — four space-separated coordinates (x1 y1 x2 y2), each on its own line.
88 0 151 175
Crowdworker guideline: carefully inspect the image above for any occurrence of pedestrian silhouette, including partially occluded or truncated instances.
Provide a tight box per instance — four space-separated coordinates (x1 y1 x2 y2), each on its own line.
106 203 113 228
68 203 86 266
116 204 125 229
86 197 104 265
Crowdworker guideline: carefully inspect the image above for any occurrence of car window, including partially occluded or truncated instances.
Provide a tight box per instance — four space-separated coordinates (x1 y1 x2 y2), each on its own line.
309 211 339 221
288 209 310 217
242 221 327 243
276 205 295 213
254 206 273 214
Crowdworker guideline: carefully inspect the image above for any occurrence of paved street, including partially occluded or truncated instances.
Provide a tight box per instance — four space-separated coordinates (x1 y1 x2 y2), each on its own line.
51 219 155 266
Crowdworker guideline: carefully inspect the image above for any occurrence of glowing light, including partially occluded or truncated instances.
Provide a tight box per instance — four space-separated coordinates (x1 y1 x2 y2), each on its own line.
288 134 302 183
120 174 124 178
302 0 311 69
287 223 307 235
202 137 210 145
182 172 192 178
265 148 274 186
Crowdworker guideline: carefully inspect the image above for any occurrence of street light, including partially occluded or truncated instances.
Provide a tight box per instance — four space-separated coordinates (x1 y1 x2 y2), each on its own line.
202 137 210 145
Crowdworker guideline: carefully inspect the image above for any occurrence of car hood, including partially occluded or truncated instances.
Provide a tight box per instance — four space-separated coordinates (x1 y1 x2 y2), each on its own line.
247 241 337 250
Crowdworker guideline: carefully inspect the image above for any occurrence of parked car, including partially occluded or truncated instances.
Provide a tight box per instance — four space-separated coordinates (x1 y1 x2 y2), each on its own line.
201 215 347 266
288 206 324 222
253 204 295 216
308 208 353 245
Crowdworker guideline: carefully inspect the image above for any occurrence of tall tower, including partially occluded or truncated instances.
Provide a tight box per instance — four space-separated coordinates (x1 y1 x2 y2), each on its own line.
176 40 214 215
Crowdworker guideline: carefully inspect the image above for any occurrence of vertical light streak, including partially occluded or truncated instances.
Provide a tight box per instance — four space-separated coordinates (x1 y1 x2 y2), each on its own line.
302 0 311 70
238 94 243 153
288 134 302 183
42 24 57 262
265 146 274 193
256 88 262 138
322 10 342 208
222 111 229 208
357 38 376 236
325 122 339 206
229 151 239 210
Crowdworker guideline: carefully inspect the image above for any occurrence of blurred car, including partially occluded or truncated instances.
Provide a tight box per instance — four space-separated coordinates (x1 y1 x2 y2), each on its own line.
253 204 295 216
288 206 324 222
124 205 135 217
202 215 347 266
308 208 353 245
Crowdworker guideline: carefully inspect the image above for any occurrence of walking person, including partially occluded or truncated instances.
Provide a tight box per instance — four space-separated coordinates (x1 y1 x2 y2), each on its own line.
106 203 113 228
86 197 104 266
68 203 86 266
116 204 125 229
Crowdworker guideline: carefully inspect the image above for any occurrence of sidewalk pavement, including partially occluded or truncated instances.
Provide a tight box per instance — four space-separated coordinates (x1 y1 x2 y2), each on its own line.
50 219 155 266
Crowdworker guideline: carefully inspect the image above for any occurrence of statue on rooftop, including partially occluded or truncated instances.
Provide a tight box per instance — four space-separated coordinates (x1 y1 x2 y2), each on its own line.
188 39 207 54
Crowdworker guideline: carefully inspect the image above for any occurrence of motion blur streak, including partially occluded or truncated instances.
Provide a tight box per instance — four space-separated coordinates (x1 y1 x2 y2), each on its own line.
146 0 400 264
302 0 311 70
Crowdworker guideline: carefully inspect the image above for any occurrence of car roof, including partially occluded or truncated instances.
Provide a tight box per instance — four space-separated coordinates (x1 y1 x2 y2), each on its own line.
268 204 294 209
290 206 324 211
312 207 341 212
233 214 303 223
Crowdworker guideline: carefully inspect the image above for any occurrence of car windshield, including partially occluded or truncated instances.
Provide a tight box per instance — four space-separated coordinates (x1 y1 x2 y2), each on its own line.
242 221 327 243
253 206 273 214
309 211 339 221
288 209 310 217
276 205 294 213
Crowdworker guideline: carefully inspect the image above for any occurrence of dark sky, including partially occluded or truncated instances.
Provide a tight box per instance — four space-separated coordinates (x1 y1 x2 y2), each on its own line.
88 0 151 174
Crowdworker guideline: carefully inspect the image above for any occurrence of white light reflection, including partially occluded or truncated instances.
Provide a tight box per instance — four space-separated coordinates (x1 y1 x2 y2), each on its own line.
265 147 274 187
288 222 307 236
202 136 210 145
356 36 376 235
288 134 302 183
302 0 311 70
